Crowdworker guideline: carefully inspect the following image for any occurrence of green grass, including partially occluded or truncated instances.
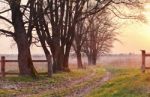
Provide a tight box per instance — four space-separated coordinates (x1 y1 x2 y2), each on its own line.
3 65 150 97
37 66 106 97
0 89 19 97
0 68 96 97
87 66 150 97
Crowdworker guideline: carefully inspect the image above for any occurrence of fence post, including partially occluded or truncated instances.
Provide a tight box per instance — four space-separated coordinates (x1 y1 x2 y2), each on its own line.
1 56 5 77
141 50 145 73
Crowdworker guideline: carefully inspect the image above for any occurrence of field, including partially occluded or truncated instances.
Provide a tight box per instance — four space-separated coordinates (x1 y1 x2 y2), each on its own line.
1 54 150 97
86 54 150 97
0 66 106 97
86 66 150 97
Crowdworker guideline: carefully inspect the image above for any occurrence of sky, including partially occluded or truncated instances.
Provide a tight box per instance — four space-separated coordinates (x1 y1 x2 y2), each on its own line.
111 2 150 54
0 1 150 54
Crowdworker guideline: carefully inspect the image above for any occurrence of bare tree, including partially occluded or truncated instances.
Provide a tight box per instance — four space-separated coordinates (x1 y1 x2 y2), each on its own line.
30 0 53 77
83 14 117 65
31 0 143 71
73 10 117 65
32 0 121 72
0 0 37 77
73 20 92 68
0 0 143 77
73 0 144 66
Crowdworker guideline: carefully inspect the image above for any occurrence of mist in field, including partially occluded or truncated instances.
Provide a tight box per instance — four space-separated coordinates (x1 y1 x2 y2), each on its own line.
1 53 148 74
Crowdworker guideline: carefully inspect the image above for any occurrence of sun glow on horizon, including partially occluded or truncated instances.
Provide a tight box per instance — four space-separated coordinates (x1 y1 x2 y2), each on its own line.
111 3 150 54
1 2 150 54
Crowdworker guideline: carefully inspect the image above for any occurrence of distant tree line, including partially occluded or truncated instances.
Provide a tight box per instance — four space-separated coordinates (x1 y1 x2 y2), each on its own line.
0 0 143 78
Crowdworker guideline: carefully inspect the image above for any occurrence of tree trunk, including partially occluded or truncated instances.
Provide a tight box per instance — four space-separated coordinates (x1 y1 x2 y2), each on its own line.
33 18 53 77
52 42 72 72
52 48 64 73
91 55 97 65
88 55 91 65
63 36 74 72
76 50 83 68
87 54 97 65
52 43 71 72
16 35 37 77
10 1 37 77
46 54 53 77
41 43 53 77
92 51 97 65
63 52 70 72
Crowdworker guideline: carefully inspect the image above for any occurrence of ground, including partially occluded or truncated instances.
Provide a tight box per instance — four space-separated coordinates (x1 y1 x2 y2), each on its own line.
86 66 150 97
1 64 150 97
0 66 106 97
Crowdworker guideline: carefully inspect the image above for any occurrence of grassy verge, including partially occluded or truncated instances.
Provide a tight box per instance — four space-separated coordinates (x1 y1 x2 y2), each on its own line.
0 66 105 97
87 66 150 97
39 66 106 97
0 69 88 96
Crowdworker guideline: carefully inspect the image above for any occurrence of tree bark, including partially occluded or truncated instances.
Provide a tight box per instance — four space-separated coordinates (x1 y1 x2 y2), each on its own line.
87 55 92 65
46 54 53 77
87 54 97 65
10 1 37 77
32 14 53 77
91 55 97 65
63 52 70 72
16 29 37 77
52 47 64 73
76 50 83 68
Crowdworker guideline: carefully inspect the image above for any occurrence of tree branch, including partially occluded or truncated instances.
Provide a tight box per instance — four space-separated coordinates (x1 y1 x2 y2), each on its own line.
0 15 12 24
0 29 14 37
0 9 11 14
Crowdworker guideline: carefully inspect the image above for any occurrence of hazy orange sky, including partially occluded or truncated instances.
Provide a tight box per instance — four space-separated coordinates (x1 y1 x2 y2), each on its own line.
112 3 150 54
0 1 150 54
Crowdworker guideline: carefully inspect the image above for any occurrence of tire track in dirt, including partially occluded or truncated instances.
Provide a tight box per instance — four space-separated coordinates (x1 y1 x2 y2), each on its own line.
17 68 97 97
65 72 111 97
19 69 111 97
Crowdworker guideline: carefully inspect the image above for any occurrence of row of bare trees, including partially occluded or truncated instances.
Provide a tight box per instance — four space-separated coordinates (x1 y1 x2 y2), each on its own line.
74 11 118 68
0 0 143 78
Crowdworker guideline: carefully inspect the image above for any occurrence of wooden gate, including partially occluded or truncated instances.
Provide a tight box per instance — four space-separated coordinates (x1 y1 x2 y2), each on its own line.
141 50 150 73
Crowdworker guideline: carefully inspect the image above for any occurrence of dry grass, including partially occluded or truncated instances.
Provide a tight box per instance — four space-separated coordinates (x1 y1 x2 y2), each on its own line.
1 54 148 74
0 54 149 97
100 54 148 68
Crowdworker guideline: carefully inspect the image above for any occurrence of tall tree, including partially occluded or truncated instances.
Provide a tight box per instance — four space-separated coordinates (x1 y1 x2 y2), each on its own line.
73 20 92 68
30 0 53 77
32 0 143 71
73 0 143 66
32 0 117 72
83 13 117 65
0 0 37 77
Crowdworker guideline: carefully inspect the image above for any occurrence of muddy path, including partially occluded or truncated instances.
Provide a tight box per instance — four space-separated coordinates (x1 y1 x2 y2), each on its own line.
16 68 98 97
30 69 112 97
2 67 111 97
65 72 111 97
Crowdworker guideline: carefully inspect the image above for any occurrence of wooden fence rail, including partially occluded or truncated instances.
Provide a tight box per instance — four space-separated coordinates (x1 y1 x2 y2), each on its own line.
0 56 47 77
141 50 150 73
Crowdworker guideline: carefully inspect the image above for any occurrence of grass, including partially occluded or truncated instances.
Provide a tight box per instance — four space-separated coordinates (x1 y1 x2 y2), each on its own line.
34 66 106 97
86 66 150 97
0 89 19 97
5 64 150 97
0 66 105 97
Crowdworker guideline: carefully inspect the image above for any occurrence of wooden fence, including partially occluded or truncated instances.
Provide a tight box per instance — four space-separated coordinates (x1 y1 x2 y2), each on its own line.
0 51 147 77
141 50 150 73
0 56 47 77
